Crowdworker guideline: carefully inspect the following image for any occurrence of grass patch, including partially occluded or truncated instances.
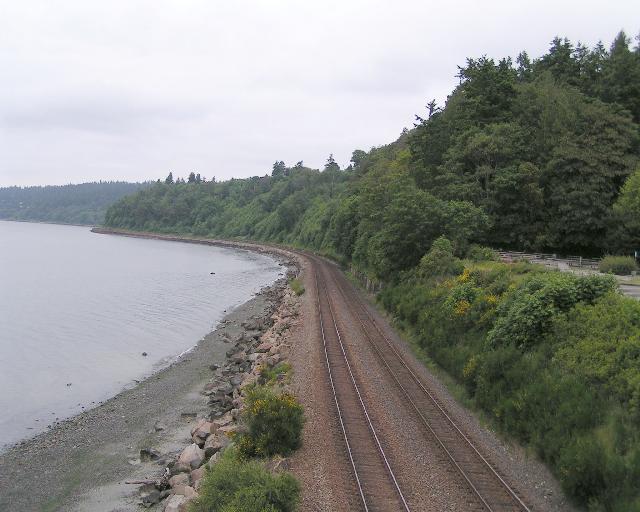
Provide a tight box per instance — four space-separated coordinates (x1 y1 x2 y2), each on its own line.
259 362 292 386
289 278 305 296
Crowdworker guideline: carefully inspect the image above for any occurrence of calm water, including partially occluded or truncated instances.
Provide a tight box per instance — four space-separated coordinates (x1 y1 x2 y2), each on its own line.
0 221 282 449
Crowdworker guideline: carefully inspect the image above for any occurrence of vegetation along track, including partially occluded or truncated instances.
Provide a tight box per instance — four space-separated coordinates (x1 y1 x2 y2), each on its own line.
313 263 411 512
308 251 531 511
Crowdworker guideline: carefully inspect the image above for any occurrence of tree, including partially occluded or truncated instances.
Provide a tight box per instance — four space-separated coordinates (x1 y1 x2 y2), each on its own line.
600 31 640 122
188 172 196 183
543 97 637 253
350 150 367 170
272 161 287 177
613 167 640 252
165 172 174 185
536 36 580 86
516 51 533 82
324 154 340 172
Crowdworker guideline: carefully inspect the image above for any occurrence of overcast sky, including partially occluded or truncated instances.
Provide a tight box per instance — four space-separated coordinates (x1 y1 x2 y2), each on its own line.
0 1 638 186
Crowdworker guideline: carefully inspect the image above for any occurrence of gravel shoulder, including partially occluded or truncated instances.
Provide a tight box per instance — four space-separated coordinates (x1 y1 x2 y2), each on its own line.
0 272 286 512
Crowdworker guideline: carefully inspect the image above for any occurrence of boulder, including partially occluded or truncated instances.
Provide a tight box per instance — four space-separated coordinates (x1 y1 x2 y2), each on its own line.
191 420 213 445
163 494 188 512
217 423 237 436
141 488 161 507
246 352 261 363
169 473 190 488
190 467 206 489
177 443 204 470
172 485 198 499
211 413 233 431
231 351 246 364
256 342 272 353
189 419 206 437
204 434 229 458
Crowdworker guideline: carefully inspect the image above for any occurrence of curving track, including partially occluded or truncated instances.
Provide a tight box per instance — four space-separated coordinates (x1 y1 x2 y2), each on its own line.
308 252 531 512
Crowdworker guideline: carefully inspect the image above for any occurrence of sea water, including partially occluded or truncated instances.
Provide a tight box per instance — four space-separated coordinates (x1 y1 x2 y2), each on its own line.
0 221 282 448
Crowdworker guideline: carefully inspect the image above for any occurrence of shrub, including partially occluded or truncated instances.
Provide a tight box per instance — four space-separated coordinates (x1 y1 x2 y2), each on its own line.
599 255 638 275
289 278 305 296
190 448 300 512
467 244 499 262
419 236 464 278
237 386 304 458
487 273 616 349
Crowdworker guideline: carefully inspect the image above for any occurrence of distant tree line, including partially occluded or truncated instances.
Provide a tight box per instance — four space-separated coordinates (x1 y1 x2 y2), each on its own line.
0 181 150 225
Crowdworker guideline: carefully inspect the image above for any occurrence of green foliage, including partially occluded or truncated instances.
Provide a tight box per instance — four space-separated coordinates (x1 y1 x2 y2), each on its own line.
190 449 300 512
236 387 304 459
259 362 292 386
599 255 638 275
409 33 640 254
419 237 464 278
466 245 499 262
611 169 640 252
487 273 617 349
289 278 305 296
0 182 148 225
380 261 639 509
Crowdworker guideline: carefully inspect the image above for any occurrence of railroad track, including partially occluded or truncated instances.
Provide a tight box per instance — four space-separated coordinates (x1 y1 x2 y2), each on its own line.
313 263 411 512
317 256 531 512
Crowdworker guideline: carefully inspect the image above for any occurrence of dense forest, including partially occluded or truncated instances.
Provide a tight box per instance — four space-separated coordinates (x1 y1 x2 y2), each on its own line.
105 32 640 510
0 181 149 225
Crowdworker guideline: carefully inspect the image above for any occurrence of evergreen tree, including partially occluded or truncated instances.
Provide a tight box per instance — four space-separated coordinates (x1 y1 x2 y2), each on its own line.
600 31 640 122
272 161 287 177
165 172 174 185
324 154 340 172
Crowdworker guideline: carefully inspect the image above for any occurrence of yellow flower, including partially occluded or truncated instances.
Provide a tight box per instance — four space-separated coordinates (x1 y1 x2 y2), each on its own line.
454 299 471 316
486 294 498 305
457 268 472 283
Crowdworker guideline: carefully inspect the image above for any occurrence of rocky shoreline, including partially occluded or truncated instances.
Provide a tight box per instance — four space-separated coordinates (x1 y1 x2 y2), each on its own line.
0 242 301 512
135 268 302 512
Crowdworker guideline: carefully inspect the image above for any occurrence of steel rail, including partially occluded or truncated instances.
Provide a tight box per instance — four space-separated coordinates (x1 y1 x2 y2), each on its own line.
313 270 369 511
319 256 530 512
314 267 411 512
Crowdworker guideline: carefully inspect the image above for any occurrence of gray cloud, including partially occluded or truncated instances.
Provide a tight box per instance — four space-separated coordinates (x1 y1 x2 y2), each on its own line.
3 96 207 134
0 0 638 186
